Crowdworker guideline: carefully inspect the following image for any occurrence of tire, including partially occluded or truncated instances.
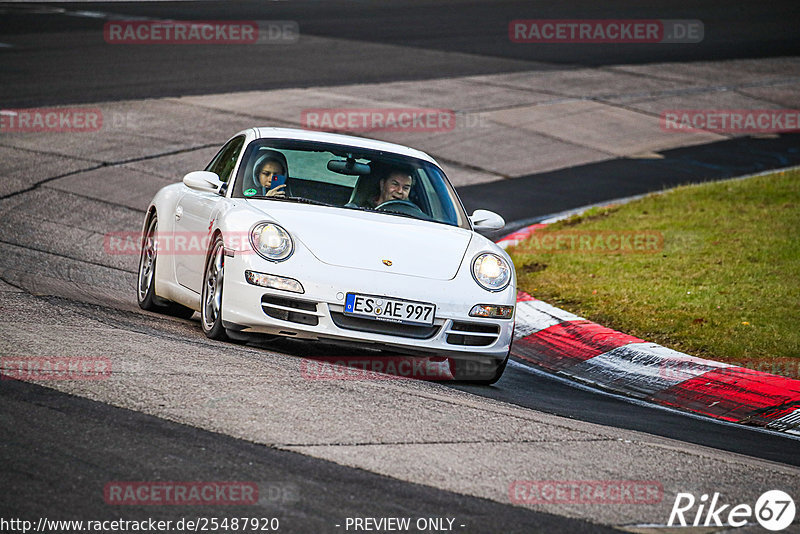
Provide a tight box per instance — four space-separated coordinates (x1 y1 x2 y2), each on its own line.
201 235 229 340
449 349 510 385
137 214 195 320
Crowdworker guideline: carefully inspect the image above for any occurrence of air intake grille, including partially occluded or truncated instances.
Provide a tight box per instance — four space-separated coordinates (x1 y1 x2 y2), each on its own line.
446 321 500 346
330 312 439 339
261 295 319 326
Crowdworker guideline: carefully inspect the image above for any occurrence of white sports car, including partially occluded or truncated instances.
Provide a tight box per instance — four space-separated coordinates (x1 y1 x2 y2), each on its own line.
137 128 515 383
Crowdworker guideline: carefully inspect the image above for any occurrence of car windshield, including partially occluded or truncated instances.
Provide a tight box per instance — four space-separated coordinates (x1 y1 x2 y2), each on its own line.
232 139 469 229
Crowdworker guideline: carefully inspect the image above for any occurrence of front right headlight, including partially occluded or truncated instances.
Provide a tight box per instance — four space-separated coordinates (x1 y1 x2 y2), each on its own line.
471 253 511 292
250 222 293 261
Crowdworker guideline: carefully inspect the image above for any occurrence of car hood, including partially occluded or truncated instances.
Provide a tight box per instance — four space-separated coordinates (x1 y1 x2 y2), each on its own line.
248 201 473 280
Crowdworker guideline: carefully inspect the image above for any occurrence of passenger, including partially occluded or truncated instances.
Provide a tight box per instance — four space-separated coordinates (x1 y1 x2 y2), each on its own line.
251 151 288 197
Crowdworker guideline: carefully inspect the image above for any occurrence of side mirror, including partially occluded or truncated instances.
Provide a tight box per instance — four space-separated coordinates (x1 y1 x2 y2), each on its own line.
469 209 505 231
183 171 224 193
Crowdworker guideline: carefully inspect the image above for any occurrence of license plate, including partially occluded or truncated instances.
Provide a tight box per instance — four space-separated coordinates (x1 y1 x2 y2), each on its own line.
344 293 436 326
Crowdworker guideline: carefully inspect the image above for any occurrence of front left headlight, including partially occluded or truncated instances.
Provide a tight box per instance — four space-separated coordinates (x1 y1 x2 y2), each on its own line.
250 222 293 261
471 253 511 292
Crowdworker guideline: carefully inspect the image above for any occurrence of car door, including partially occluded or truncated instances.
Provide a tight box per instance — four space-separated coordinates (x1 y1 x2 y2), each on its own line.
174 135 245 293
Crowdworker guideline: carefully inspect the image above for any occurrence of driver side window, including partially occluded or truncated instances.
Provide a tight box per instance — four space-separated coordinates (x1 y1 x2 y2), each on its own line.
205 136 245 183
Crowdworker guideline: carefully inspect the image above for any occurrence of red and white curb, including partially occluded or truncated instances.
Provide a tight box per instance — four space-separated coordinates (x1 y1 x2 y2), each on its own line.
498 226 800 435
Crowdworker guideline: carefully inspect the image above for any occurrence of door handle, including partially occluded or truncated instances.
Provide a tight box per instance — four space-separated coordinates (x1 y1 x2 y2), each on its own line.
175 205 183 221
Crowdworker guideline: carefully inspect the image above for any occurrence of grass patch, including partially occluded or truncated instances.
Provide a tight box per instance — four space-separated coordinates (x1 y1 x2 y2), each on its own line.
509 168 800 377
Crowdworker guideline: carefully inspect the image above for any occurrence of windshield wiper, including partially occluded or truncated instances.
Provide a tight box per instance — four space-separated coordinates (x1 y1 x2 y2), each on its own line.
341 204 432 221
252 196 332 207
383 211 429 221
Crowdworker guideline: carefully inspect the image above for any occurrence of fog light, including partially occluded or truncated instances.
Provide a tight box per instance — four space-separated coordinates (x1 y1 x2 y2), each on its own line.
469 304 514 319
245 270 304 293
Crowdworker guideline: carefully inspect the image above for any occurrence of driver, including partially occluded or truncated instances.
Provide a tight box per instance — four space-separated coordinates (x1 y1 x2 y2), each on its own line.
371 170 413 208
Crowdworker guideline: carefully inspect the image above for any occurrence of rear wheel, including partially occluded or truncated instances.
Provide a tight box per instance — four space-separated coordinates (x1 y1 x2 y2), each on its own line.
137 214 195 319
201 235 229 340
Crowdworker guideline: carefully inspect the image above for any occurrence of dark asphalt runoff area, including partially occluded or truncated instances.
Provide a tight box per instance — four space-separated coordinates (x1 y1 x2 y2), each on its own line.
1 1 799 107
1 1 799 530
0 378 611 533
460 133 800 226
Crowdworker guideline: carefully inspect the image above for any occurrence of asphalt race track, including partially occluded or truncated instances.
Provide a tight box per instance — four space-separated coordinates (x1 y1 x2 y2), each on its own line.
1 2 799 532
1 1 800 107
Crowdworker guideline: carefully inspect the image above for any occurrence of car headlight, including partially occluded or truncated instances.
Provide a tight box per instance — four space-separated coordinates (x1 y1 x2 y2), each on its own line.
250 222 293 261
471 253 511 292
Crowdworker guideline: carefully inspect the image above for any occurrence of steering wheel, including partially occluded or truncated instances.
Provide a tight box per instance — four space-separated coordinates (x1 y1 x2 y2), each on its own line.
375 199 426 217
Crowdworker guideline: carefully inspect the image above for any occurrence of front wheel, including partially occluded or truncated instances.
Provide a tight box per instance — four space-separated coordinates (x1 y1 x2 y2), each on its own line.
201 235 229 340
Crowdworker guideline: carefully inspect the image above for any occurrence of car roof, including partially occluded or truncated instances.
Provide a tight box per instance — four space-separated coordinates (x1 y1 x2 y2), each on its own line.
252 127 438 165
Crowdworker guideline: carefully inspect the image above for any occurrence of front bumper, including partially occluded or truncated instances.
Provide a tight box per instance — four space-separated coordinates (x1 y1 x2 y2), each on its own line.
221 250 515 359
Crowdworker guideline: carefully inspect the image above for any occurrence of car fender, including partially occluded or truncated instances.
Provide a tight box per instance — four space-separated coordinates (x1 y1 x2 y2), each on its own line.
145 183 191 304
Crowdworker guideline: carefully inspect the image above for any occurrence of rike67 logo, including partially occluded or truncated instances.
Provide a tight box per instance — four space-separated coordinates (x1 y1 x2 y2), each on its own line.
668 490 796 531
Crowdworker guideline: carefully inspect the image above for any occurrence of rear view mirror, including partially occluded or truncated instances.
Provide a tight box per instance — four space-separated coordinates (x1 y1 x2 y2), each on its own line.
328 159 371 176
